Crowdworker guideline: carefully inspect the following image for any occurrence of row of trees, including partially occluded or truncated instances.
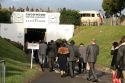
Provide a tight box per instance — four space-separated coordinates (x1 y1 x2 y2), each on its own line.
0 4 81 25
8 6 60 12
0 4 12 23
102 0 125 16
102 0 125 25
1 0 125 25
60 8 80 25
0 9 12 23
0 3 62 12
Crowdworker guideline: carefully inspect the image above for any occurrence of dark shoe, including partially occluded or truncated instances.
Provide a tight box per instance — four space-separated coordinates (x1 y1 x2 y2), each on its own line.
40 64 44 72
87 78 91 81
92 79 98 82
61 74 65 78
71 76 74 78
61 75 63 78
42 68 44 72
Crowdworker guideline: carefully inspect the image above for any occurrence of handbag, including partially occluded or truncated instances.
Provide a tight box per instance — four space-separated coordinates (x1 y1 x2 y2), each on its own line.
86 62 90 70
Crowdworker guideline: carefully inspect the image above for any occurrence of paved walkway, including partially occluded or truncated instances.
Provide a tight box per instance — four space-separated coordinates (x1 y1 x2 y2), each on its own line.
30 68 112 83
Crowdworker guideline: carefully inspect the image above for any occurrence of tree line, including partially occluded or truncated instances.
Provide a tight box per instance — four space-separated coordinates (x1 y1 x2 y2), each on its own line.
102 0 125 17
0 4 81 25
0 0 125 25
102 0 125 25
0 4 12 23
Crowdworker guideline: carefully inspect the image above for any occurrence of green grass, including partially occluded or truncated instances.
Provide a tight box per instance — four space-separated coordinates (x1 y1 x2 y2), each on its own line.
72 26 125 67
0 37 38 83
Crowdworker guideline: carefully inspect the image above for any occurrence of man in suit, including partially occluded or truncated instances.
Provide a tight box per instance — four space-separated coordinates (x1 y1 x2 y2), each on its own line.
68 40 80 78
39 40 47 71
86 39 99 82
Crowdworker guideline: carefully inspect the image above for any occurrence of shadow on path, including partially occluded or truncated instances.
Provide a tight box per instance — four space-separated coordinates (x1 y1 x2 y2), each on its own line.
30 68 112 83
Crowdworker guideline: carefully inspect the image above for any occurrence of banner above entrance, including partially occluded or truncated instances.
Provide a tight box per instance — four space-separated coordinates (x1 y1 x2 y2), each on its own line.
24 12 47 24
11 12 60 25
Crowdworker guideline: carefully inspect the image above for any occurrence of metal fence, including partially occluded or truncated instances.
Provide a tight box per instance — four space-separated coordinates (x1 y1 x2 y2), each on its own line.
0 59 5 83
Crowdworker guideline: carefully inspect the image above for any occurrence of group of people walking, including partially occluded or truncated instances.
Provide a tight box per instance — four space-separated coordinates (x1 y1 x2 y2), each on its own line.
34 38 99 82
26 35 125 83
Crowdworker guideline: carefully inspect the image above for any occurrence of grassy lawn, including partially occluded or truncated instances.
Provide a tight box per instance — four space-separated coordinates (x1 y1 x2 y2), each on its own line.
0 37 38 83
72 26 125 67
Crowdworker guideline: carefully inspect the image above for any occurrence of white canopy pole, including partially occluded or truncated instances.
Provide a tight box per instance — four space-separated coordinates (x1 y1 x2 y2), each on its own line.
31 49 34 69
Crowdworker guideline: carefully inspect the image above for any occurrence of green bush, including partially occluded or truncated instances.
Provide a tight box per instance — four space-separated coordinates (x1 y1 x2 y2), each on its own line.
60 8 80 25
0 8 12 23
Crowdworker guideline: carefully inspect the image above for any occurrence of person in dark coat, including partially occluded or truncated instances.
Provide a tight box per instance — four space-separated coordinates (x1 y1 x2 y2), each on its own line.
116 36 125 83
47 40 57 72
57 42 69 77
33 41 39 63
86 39 99 82
78 43 87 73
68 40 80 78
110 42 119 70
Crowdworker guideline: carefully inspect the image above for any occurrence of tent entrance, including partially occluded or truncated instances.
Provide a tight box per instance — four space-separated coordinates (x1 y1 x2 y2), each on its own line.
25 28 46 43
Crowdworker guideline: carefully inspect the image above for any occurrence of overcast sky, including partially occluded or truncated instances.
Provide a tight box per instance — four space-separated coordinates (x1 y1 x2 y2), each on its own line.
1 0 103 11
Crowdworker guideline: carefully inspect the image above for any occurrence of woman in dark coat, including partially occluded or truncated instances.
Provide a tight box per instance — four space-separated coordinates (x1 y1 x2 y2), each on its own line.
110 42 119 69
58 42 69 77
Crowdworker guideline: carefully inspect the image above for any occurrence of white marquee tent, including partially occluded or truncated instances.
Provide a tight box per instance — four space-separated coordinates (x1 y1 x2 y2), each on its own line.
0 12 74 46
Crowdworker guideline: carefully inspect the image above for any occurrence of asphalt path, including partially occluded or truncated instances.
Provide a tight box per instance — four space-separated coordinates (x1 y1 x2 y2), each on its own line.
30 68 112 83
